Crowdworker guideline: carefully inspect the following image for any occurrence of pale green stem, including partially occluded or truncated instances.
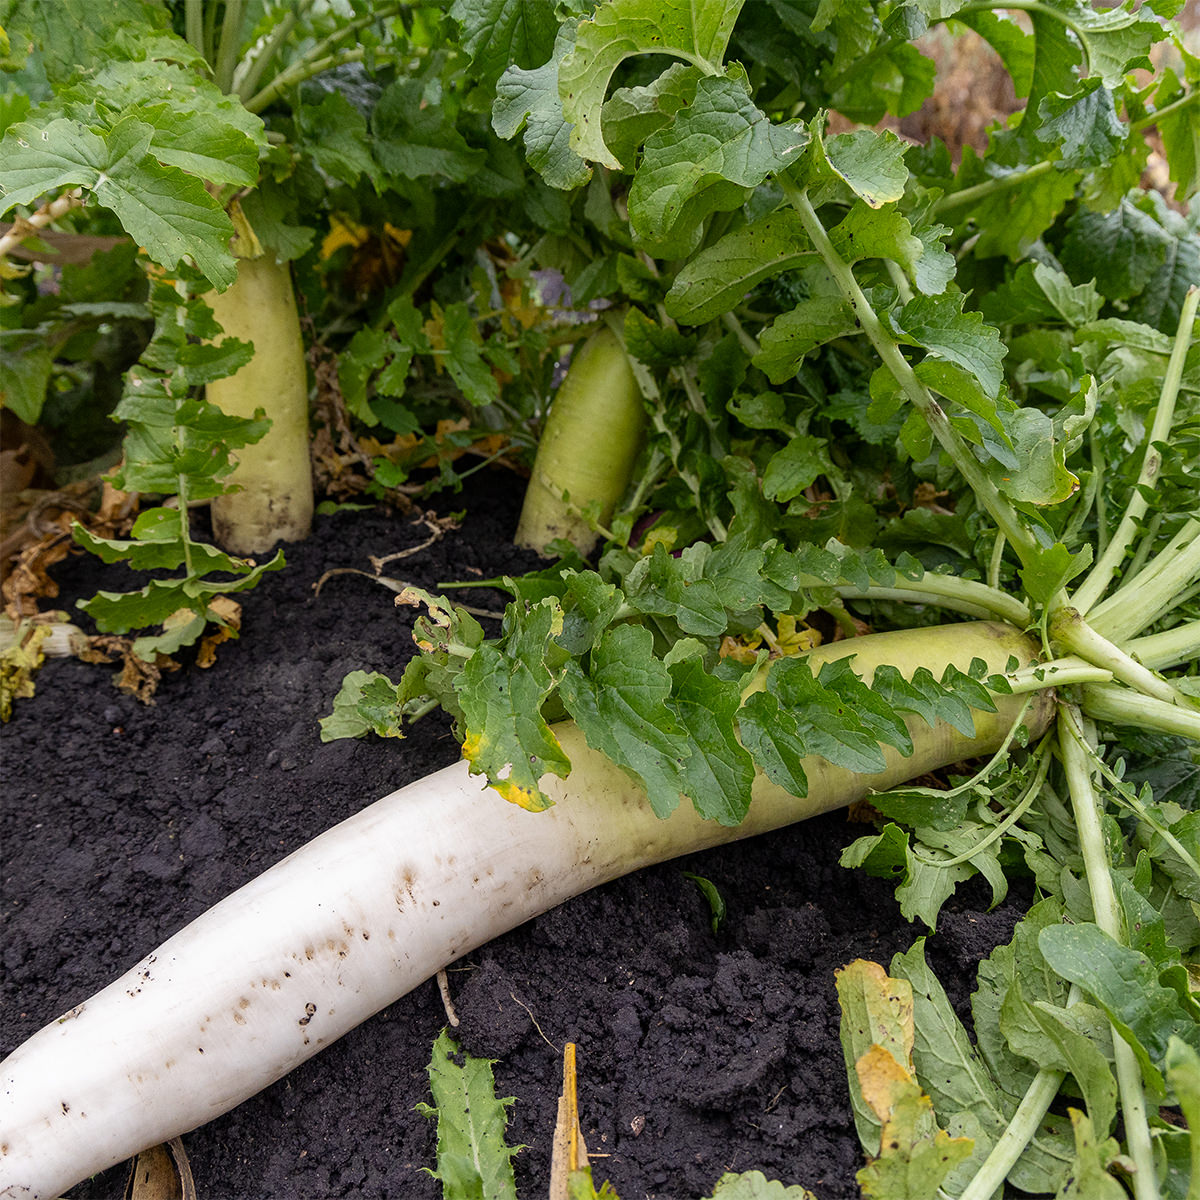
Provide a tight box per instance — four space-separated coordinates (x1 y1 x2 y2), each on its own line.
1127 621 1200 671
783 183 1038 565
1058 710 1160 1200
914 742 1050 869
721 311 761 358
988 531 1006 591
884 258 914 306
245 46 370 113
1121 509 1163 584
955 1068 1065 1200
1081 683 1200 741
1004 657 1113 693
1115 518 1200 597
934 161 1055 217
1051 608 1190 707
243 3 406 112
1132 89 1200 134
830 583 1027 624
184 0 206 58
1090 426 1108 560
232 0 314 103
829 579 1030 626
213 0 245 95
1088 528 1200 642
1072 286 1199 616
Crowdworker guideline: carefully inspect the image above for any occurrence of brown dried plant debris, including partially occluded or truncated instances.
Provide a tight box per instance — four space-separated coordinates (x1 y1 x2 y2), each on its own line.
2 478 137 619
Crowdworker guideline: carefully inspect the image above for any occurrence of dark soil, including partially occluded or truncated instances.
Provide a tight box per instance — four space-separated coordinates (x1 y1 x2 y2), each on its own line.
1 470 1026 1200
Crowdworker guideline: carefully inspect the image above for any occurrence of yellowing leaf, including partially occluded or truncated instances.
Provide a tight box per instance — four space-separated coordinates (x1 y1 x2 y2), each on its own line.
836 960 919 1154
775 615 820 656
852 1044 974 1199
0 620 52 721
320 213 370 259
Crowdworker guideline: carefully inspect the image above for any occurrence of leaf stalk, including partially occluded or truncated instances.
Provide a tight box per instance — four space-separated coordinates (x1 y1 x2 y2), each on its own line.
1058 709 1161 1200
1071 286 1199 615
782 183 1038 566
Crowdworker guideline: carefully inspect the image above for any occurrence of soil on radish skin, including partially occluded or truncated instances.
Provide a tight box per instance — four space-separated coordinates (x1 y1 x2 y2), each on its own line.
1 469 1025 1200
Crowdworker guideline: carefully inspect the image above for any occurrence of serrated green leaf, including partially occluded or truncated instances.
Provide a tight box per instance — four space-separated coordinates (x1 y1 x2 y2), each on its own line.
72 507 252 575
627 72 806 254
1020 541 1093 603
667 652 755 825
980 262 1103 328
622 543 728 638
762 435 836 503
373 79 485 183
319 670 407 741
559 623 691 818
1156 69 1199 202
0 333 54 423
1 116 236 288
1059 198 1171 303
3 0 172 85
600 62 703 170
961 156 1078 261
493 20 591 190
754 297 860 383
807 125 910 209
439 302 501 407
418 1029 520 1199
704 1169 819 1198
451 0 560 89
1035 80 1126 170
665 208 814 326
990 408 1079 506
559 0 744 168
457 600 572 810
296 90 375 187
623 308 697 368
890 293 1007 400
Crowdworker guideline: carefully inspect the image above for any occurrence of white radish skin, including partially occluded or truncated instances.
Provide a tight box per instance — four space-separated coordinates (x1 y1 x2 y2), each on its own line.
0 622 1050 1198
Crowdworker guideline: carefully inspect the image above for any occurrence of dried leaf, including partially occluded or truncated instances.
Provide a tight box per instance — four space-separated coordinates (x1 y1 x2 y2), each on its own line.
124 1136 196 1200
552 1043 602 1200
196 596 241 668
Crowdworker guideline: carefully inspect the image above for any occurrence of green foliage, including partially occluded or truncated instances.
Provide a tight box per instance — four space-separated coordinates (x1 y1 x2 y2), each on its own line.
416 1028 521 1199
71 275 282 660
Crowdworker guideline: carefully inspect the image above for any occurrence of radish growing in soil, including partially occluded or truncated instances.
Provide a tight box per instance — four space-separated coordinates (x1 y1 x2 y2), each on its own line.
0 622 1049 1197
3 0 1198 1195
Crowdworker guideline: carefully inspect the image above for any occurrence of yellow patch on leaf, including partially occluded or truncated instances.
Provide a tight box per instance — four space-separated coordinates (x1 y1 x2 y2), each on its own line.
320 214 370 260
776 614 821 656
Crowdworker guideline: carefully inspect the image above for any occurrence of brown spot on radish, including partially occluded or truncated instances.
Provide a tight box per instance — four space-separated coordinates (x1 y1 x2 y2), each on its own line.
61 1101 69 1115
304 946 315 960
197 1047 205 1054
233 1012 246 1025
239 996 251 1009
298 1001 317 1027
361 930 370 941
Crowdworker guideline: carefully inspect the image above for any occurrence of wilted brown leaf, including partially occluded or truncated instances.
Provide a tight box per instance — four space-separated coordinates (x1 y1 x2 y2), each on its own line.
196 596 241 668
